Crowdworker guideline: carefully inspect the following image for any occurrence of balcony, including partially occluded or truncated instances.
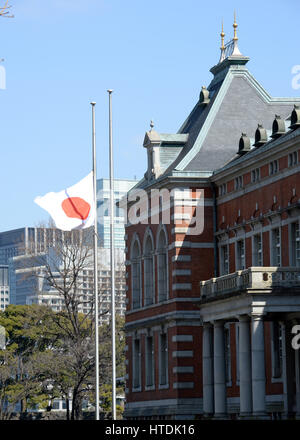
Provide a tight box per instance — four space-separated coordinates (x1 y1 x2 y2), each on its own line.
200 267 300 299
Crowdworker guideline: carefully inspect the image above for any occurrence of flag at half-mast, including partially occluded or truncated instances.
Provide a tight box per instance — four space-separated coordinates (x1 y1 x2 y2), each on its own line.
34 172 95 231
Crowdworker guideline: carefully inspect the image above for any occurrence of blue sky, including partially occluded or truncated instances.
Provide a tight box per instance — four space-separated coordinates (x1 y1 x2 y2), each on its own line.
0 0 299 231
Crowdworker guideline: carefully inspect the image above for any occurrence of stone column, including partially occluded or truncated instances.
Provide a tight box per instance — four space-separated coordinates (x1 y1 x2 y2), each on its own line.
251 314 266 416
203 322 214 416
213 320 227 417
239 315 252 417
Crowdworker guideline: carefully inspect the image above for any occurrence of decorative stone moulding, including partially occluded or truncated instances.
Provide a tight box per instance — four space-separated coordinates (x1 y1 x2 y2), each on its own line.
271 115 286 139
290 105 300 130
238 132 251 155
253 124 268 148
199 86 210 105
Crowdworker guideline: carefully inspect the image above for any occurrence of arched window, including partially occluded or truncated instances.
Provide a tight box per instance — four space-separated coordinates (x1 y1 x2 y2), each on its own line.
157 227 168 302
131 238 141 309
144 232 154 306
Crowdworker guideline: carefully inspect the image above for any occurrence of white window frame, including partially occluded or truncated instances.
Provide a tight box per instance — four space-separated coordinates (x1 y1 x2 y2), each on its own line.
252 233 263 266
269 160 279 175
220 244 229 275
271 322 283 382
270 227 281 267
157 228 169 303
288 151 298 167
251 168 260 183
131 240 142 310
234 176 243 190
236 239 245 270
158 332 169 389
144 233 155 306
132 337 142 391
145 334 155 390
290 220 300 267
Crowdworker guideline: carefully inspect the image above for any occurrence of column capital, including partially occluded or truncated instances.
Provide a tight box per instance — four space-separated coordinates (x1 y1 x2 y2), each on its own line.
238 314 251 323
203 321 213 329
251 313 265 322
212 319 226 328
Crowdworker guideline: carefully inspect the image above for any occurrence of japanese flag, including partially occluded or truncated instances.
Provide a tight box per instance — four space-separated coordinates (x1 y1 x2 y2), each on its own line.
34 172 95 231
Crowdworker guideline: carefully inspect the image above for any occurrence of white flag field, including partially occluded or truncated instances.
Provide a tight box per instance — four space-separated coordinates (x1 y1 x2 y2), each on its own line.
34 172 95 231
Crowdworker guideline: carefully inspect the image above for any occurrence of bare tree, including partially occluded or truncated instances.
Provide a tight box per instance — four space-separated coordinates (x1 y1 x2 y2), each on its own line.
13 228 96 419
0 1 13 18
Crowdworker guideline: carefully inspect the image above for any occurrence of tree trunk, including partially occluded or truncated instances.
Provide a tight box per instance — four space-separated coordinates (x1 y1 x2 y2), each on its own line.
71 388 83 420
65 396 70 420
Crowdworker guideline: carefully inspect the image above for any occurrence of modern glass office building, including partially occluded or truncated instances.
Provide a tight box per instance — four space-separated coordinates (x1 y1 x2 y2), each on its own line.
0 265 9 311
96 178 138 248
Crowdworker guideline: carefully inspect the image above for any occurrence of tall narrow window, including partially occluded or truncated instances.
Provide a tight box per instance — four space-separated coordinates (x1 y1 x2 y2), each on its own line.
271 322 282 379
236 240 245 270
159 333 168 386
157 229 168 302
144 234 154 306
220 245 229 275
131 240 141 309
253 234 263 266
133 338 141 389
146 335 154 388
291 221 300 267
271 228 281 266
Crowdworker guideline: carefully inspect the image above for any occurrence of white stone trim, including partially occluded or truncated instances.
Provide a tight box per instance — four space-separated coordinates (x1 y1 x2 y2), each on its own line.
172 270 191 276
172 335 193 342
173 382 194 389
169 241 214 250
173 366 194 373
172 227 190 234
172 213 192 220
172 255 191 262
172 350 193 358
172 283 192 290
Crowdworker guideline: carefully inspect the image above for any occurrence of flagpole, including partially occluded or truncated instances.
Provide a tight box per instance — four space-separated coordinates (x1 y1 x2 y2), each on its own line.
107 89 117 420
91 101 100 421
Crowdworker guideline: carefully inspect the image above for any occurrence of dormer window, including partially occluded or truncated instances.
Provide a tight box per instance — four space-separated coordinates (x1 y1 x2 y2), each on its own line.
254 124 268 148
271 115 286 139
290 105 300 130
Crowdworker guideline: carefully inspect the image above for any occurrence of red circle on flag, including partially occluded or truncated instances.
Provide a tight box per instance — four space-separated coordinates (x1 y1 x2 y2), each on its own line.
61 197 91 220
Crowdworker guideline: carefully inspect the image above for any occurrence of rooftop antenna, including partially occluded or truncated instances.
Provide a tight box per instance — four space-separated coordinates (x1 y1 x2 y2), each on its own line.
0 1 14 17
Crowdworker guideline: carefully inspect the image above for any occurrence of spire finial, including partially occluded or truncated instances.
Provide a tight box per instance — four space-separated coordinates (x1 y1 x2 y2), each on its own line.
220 20 225 49
233 11 238 41
231 11 242 56
150 120 154 131
219 20 226 63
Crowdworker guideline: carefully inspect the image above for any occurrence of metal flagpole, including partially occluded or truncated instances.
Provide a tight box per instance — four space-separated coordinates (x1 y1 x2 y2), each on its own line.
107 89 117 420
91 101 100 421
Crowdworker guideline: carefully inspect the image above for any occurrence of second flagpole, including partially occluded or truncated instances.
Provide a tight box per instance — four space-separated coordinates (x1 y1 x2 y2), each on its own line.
91 101 100 421
107 89 117 420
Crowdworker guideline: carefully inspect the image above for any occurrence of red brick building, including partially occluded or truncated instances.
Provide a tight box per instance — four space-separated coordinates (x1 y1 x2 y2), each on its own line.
123 23 300 419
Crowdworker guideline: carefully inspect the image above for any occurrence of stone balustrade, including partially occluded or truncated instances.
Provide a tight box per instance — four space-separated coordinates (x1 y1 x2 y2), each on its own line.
200 267 300 298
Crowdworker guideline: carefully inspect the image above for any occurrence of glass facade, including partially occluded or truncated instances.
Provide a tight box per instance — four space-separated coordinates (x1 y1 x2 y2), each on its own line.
96 178 138 249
